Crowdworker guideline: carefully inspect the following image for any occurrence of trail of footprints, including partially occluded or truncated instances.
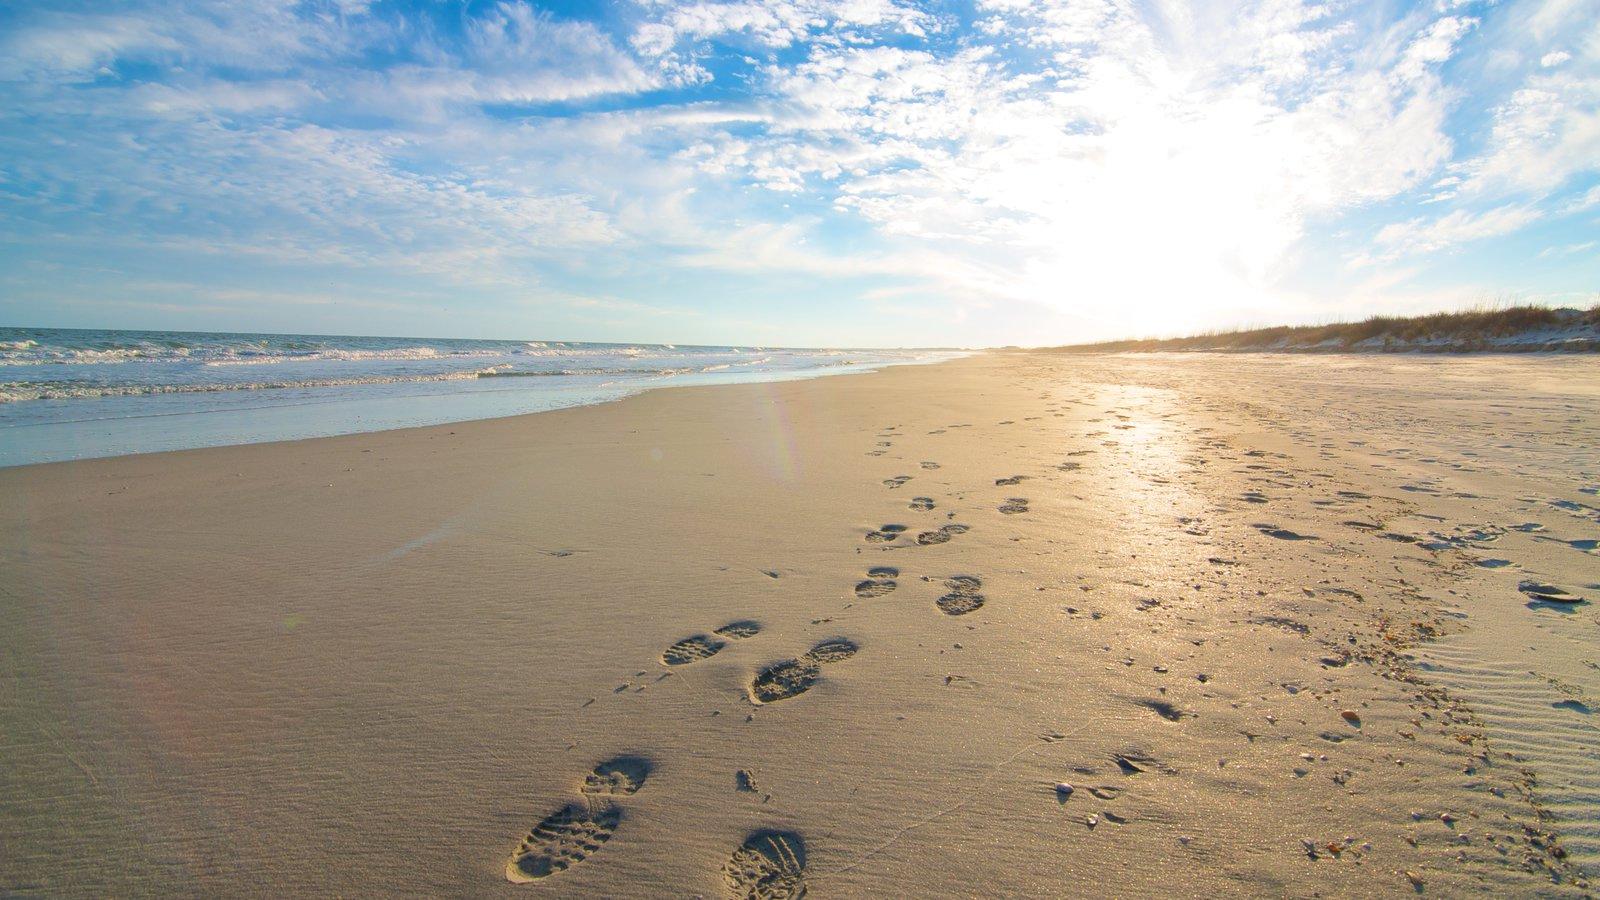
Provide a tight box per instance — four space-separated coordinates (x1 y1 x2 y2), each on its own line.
505 436 1034 892
510 620 782 889
508 755 812 898
504 601 859 890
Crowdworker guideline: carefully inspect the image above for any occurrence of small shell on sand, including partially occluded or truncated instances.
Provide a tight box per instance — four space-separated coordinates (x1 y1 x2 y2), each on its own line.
1055 782 1074 798
1340 710 1361 726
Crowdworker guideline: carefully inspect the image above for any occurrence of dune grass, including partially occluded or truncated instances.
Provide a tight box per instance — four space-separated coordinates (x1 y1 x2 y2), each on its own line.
1048 303 1600 353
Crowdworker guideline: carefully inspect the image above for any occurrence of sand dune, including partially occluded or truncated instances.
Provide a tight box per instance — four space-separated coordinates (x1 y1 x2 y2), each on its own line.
2 352 1595 896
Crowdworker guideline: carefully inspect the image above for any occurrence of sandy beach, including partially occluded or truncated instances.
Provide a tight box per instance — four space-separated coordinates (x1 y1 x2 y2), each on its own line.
3 351 1597 897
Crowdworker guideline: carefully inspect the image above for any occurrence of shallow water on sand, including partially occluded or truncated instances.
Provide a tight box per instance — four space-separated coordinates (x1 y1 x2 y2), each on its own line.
0 328 963 466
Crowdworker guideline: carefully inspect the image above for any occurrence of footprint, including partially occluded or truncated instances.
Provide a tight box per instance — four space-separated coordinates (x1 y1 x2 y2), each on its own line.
581 756 652 796
998 498 1029 515
750 661 822 703
801 638 860 665
883 476 912 489
1253 523 1316 541
662 634 726 666
866 524 908 543
722 830 806 899
1519 581 1587 605
505 804 621 883
855 566 899 598
917 523 969 546
506 756 653 883
750 638 859 703
920 461 941 470
937 575 985 616
909 497 936 511
715 620 763 639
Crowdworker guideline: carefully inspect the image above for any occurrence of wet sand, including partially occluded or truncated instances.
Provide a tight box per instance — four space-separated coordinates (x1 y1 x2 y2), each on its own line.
2 351 1596 896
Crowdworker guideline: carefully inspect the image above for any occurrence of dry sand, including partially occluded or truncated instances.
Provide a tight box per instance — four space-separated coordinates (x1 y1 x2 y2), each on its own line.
2 352 1597 897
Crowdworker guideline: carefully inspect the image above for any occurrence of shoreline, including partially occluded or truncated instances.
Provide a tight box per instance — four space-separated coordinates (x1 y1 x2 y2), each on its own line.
3 351 1595 896
0 353 964 469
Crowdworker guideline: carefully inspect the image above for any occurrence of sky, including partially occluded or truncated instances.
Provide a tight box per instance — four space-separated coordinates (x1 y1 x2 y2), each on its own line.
0 0 1596 347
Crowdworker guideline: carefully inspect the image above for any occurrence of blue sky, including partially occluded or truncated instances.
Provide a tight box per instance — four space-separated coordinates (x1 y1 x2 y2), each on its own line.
0 0 1596 347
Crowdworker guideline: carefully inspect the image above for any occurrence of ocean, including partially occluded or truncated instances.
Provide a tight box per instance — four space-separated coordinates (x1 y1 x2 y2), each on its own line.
0 327 963 467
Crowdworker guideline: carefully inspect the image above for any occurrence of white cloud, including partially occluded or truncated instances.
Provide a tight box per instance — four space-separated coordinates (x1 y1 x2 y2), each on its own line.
0 14 177 81
462 2 661 103
1562 184 1600 212
1539 239 1596 257
1446 0 1600 199
0 2 368 82
1 0 1594 343
627 0 931 86
673 1 1473 326
1457 75 1600 197
1371 204 1542 258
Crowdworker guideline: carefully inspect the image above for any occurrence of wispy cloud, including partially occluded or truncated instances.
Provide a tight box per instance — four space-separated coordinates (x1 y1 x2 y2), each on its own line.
0 0 1596 345
1540 240 1597 258
1369 204 1543 260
